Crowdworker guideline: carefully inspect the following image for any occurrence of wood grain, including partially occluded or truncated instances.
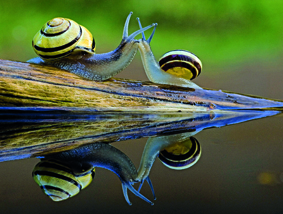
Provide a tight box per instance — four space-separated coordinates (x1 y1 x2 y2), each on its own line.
1 59 283 112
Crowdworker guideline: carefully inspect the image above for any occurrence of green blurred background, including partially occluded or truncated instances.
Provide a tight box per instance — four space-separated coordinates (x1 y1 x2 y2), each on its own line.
0 0 282 82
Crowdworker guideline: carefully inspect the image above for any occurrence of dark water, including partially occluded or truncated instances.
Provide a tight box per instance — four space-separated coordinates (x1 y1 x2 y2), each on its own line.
1 112 283 214
1 67 283 214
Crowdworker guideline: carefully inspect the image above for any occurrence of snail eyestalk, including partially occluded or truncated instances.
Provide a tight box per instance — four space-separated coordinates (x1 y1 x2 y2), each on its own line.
138 177 156 200
122 182 154 206
137 17 157 43
122 12 133 38
126 23 156 42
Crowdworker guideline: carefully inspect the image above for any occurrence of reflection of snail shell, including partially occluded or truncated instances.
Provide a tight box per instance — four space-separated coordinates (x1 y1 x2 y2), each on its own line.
35 142 154 205
32 159 95 201
158 137 201 170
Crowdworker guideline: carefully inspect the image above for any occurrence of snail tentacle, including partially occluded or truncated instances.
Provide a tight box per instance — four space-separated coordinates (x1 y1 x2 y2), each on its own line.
122 12 133 39
126 23 156 42
122 182 154 206
138 177 156 200
137 17 157 43
123 12 155 42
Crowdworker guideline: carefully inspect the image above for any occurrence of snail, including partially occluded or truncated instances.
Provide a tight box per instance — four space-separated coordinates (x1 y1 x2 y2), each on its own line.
136 18 202 89
33 142 155 205
32 159 95 202
136 131 201 188
27 12 155 81
158 136 201 170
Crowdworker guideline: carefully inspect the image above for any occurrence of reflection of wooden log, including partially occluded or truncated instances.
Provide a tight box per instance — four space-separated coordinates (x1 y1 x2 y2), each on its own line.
0 59 283 111
0 110 279 162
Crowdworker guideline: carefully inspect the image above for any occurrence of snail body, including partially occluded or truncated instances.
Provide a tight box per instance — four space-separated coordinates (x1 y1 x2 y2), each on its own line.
136 18 202 89
34 142 155 205
28 12 155 81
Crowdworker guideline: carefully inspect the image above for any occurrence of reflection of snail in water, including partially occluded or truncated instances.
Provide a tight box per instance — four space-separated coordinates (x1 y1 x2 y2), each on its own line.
33 142 155 205
33 159 95 201
136 18 202 89
137 131 201 187
158 136 201 170
27 12 155 81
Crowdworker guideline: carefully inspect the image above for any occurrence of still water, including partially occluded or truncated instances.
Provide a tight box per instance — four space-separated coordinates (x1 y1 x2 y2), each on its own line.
0 66 283 214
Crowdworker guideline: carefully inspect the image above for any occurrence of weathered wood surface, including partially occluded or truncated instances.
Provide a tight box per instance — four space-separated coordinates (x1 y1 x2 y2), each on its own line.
0 110 280 162
0 59 283 112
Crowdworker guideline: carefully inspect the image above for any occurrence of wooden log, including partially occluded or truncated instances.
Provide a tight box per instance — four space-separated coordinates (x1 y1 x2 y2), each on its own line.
0 59 283 112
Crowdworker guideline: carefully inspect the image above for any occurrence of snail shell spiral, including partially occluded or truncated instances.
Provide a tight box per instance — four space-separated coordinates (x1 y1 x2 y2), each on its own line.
159 50 202 80
158 136 201 170
32 17 95 60
32 159 95 202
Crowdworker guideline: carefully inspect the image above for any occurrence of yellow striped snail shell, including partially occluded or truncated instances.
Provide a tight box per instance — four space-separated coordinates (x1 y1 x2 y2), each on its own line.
158 137 201 170
159 50 202 81
28 12 155 81
32 159 95 202
136 18 202 89
32 17 95 60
